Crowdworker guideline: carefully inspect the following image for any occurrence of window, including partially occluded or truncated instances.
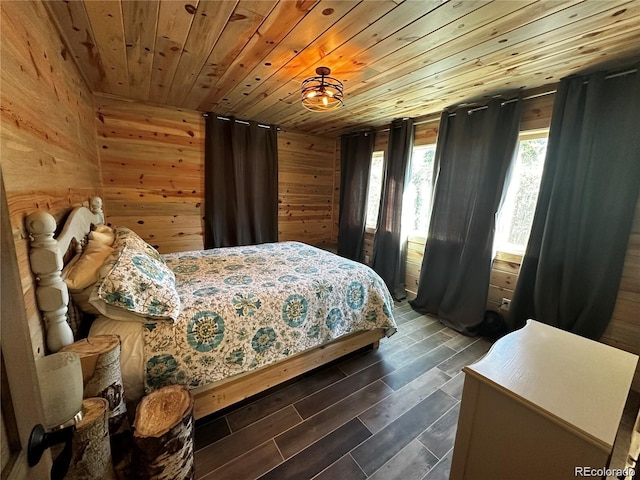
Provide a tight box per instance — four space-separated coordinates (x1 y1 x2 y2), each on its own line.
404 145 437 236
494 132 548 254
366 146 437 234
365 151 384 230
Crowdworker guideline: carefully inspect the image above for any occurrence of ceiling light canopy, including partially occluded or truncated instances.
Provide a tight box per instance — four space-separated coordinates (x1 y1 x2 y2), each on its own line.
301 67 344 112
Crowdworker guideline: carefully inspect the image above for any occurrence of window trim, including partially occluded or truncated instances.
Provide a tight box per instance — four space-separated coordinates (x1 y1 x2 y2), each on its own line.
519 128 549 141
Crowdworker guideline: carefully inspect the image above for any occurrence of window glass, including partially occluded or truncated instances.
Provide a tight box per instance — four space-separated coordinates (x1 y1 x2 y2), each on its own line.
365 151 385 230
495 134 548 254
404 145 437 236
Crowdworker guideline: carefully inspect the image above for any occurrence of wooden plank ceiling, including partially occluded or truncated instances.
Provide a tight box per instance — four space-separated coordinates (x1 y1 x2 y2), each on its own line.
46 0 640 137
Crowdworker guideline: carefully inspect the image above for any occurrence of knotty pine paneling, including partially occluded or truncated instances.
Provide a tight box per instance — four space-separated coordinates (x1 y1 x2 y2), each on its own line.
278 129 336 248
332 141 341 247
95 95 205 253
1 1 103 358
603 195 640 391
486 252 523 313
96 96 338 252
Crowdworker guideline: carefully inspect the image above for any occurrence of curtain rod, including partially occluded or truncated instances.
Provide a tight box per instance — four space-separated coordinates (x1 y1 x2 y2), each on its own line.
202 112 277 130
373 89 554 131
449 68 638 116
458 67 638 116
601 66 637 79
372 89 556 132
378 67 638 129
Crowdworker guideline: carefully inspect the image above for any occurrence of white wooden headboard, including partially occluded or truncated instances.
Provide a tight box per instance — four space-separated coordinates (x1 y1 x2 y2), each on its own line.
26 197 104 353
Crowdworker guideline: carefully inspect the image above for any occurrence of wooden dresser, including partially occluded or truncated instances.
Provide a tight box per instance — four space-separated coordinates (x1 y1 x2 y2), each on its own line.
450 320 638 480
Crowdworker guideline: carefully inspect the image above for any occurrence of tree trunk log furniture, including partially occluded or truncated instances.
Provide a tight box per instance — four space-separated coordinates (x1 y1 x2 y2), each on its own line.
61 334 127 435
67 398 115 480
132 385 195 480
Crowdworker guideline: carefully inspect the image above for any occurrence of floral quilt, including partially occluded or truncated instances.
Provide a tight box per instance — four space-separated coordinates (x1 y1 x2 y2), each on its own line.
143 241 396 393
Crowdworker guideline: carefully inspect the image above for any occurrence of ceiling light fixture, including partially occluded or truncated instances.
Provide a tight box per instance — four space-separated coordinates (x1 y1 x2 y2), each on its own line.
301 67 344 112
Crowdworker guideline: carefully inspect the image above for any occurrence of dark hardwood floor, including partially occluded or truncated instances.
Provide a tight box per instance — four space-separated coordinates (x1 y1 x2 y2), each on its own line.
193 301 493 480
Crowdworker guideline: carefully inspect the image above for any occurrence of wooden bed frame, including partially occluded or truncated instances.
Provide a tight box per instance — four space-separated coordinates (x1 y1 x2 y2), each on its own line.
26 197 104 352
26 197 387 419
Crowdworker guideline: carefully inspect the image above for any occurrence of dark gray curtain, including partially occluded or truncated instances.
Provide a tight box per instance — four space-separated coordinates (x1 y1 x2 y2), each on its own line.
204 115 278 248
507 66 640 339
372 119 414 300
411 98 522 334
338 130 375 261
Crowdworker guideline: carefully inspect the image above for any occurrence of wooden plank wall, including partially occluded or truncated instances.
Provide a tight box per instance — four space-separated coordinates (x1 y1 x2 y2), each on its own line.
95 96 337 253
1 1 103 358
603 198 640 390
486 251 522 312
95 95 205 253
278 130 337 248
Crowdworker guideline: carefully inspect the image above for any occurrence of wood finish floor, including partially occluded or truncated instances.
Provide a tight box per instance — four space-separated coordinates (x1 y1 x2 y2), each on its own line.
193 301 494 480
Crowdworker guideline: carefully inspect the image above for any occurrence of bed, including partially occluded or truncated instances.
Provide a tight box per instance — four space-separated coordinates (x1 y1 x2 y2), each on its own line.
26 197 397 419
